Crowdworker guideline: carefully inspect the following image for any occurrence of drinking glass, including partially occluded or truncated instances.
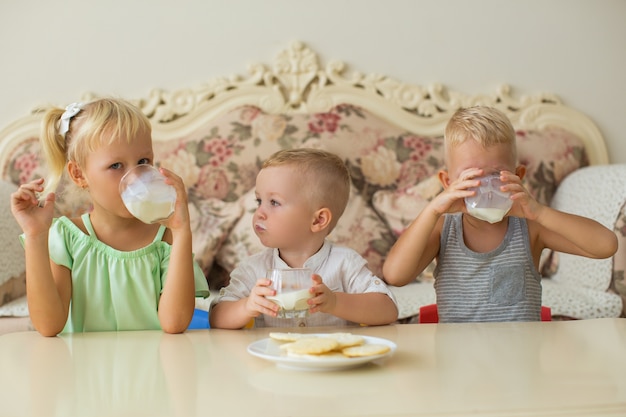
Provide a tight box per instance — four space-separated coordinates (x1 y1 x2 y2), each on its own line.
464 173 513 223
119 164 176 224
266 268 313 319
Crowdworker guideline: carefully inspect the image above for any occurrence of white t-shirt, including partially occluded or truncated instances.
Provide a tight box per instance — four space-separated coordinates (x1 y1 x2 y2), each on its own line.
215 240 397 327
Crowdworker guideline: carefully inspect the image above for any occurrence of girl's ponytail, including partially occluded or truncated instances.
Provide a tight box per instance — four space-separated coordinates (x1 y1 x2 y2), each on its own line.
39 102 85 196
40 108 71 196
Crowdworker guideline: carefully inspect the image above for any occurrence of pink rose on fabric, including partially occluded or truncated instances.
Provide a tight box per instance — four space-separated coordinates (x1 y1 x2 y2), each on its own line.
195 167 230 200
13 152 39 184
403 135 433 161
204 138 234 167
308 113 341 134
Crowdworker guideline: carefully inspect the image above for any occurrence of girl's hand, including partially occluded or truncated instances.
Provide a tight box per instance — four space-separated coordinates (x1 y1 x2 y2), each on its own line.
308 274 336 314
10 178 55 236
500 171 544 220
245 278 280 317
158 167 190 231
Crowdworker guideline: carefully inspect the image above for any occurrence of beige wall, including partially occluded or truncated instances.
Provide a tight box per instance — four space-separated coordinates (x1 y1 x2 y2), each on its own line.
1 0 625 162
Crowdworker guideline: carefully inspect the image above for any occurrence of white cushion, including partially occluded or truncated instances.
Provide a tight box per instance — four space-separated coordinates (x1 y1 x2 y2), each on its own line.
549 164 626 290
542 280 622 318
544 164 626 318
389 282 436 319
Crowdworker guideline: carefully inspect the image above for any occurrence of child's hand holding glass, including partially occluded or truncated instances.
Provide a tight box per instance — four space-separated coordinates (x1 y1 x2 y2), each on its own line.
246 277 281 318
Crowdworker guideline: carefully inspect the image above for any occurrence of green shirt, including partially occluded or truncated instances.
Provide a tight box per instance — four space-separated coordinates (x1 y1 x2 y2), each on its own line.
45 213 209 333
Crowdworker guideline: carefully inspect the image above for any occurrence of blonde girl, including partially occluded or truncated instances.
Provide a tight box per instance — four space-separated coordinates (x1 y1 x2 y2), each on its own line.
10 98 209 336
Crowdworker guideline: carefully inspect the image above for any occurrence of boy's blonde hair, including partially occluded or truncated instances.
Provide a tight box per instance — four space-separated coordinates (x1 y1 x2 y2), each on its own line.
262 148 351 231
40 98 151 194
444 106 517 163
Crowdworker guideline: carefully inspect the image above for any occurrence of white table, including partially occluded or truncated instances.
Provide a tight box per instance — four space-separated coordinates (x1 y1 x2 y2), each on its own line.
1 319 625 417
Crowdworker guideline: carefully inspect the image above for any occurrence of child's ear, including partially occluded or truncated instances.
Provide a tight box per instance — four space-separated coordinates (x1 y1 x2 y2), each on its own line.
438 169 451 189
515 164 527 180
311 207 332 233
67 160 87 188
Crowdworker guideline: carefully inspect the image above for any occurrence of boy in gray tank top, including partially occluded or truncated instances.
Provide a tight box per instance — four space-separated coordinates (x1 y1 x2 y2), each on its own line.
383 106 617 322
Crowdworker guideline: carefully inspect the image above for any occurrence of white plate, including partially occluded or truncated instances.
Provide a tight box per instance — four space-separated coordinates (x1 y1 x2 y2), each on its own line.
247 334 397 371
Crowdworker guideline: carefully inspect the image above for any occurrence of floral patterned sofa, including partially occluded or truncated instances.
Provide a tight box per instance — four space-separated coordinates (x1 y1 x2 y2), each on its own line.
0 42 624 333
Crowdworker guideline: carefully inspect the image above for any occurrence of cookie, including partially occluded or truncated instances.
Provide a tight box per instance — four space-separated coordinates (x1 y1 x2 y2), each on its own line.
282 337 340 355
287 351 346 360
269 332 306 342
342 343 390 358
325 333 365 349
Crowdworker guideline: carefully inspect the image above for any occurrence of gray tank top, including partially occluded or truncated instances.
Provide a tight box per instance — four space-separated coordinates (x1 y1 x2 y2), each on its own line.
434 213 542 322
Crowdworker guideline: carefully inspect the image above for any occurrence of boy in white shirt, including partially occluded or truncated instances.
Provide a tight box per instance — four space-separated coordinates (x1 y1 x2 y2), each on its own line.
210 148 398 328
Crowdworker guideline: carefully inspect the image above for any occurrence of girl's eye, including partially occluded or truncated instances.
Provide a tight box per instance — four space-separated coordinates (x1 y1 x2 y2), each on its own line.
110 162 122 170
255 198 261 207
270 199 280 207
138 158 150 165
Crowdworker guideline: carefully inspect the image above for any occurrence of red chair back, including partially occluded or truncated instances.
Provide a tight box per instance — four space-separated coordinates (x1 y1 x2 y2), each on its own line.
418 304 552 323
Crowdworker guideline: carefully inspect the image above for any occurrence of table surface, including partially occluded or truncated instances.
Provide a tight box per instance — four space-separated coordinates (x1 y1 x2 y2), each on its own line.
1 318 625 417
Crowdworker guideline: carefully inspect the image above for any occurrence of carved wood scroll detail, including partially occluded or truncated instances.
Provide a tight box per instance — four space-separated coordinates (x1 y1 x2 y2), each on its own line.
79 41 558 126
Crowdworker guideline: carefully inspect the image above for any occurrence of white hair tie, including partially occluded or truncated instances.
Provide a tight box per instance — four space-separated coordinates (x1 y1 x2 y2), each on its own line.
58 102 84 138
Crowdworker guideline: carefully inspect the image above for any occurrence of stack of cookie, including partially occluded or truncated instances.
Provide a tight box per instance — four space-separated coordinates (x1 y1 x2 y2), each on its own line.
269 332 391 360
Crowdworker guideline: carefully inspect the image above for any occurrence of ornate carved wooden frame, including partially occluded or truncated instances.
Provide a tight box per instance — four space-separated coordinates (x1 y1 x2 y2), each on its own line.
0 41 608 170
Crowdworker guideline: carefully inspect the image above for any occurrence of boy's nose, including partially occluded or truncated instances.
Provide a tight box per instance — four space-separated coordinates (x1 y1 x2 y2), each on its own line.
254 207 266 220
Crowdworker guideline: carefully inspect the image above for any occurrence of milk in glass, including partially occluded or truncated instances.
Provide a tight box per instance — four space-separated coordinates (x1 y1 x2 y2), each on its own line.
266 268 313 319
120 165 176 224
464 173 513 224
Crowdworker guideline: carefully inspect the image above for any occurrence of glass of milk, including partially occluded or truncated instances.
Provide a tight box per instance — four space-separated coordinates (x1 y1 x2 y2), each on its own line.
464 173 513 223
119 164 176 224
266 268 313 319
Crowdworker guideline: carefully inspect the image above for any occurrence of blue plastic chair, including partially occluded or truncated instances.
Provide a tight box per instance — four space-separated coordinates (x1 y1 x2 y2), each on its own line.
187 308 210 329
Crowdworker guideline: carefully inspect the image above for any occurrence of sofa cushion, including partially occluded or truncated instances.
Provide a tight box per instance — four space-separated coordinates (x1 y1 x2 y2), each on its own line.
0 181 26 308
327 186 393 278
372 174 441 282
0 295 28 317
215 188 263 273
321 127 445 203
153 107 290 203
610 202 626 316
543 164 626 318
548 165 626 290
188 198 243 277
151 104 437 205
372 174 442 237
517 128 590 205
